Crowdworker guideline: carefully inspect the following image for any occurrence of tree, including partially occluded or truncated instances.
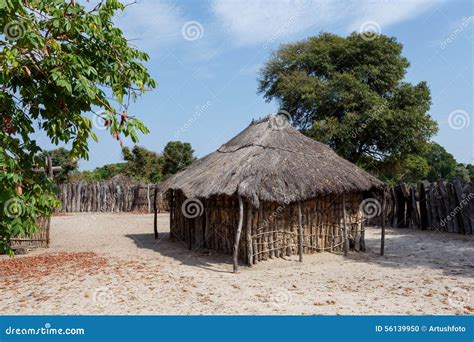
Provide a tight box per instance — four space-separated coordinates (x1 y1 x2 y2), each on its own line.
69 162 126 182
423 142 457 182
0 0 155 254
371 153 429 185
162 141 195 178
466 164 474 181
122 146 162 183
40 148 78 183
258 32 438 172
452 164 470 182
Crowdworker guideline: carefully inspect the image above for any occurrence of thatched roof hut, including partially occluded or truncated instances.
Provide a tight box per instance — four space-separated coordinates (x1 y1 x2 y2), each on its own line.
162 114 385 271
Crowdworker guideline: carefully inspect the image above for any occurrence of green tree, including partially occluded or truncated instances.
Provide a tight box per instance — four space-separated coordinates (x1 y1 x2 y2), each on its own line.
40 148 78 183
70 162 126 182
122 146 162 183
400 155 430 184
423 142 457 182
258 32 438 172
466 164 474 181
371 154 429 185
162 141 195 178
0 0 155 254
452 163 470 182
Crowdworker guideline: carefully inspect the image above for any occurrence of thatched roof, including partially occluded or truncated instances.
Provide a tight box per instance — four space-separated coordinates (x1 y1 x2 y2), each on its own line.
162 114 384 206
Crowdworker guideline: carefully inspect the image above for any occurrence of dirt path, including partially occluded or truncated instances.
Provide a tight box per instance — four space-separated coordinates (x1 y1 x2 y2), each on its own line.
1 212 472 315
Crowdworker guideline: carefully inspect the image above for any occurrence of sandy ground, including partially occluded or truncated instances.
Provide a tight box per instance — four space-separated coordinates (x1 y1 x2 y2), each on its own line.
1 212 472 315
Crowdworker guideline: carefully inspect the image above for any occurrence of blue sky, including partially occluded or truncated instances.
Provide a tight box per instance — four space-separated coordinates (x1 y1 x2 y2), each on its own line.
37 0 473 170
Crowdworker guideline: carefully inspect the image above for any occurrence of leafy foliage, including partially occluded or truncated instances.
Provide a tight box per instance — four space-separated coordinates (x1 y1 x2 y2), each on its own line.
0 0 155 253
122 146 162 183
423 142 458 182
258 32 438 180
69 162 126 182
72 142 196 183
162 141 195 179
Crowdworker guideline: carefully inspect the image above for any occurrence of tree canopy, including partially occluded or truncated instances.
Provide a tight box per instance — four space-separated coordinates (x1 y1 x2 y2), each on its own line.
162 141 195 179
0 0 155 253
122 145 162 183
258 32 438 180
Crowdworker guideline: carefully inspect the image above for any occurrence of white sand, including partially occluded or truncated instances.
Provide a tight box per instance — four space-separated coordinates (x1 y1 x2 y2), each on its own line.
1 212 472 315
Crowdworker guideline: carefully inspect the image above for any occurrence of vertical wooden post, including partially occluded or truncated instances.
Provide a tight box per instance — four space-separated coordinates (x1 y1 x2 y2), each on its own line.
46 156 53 247
380 190 386 256
146 184 151 213
342 195 349 256
246 203 253 266
46 156 53 178
170 189 174 239
153 185 158 240
298 201 303 262
233 196 244 273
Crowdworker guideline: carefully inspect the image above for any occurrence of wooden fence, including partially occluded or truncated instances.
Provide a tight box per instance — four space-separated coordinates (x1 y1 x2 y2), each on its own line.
8 156 56 250
370 180 473 234
57 178 167 213
10 216 51 249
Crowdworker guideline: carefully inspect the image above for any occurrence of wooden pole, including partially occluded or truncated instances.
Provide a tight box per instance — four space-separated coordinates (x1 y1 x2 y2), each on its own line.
153 185 158 240
246 204 253 266
298 201 303 262
146 184 151 213
342 195 349 256
380 190 386 256
233 196 244 273
47 156 53 178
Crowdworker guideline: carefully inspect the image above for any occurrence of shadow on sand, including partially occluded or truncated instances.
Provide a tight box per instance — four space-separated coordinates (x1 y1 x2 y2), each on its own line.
125 232 236 273
127 227 473 278
346 227 474 278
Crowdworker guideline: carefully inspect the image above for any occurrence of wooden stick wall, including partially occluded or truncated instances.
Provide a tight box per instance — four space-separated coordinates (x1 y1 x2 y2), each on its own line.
169 191 365 264
57 181 167 213
368 181 473 234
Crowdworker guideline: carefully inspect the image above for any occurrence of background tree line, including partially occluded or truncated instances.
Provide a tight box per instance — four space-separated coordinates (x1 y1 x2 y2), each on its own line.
41 141 195 184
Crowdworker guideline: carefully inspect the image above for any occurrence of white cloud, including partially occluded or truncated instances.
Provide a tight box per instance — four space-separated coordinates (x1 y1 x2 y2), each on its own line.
115 0 186 49
211 0 443 46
